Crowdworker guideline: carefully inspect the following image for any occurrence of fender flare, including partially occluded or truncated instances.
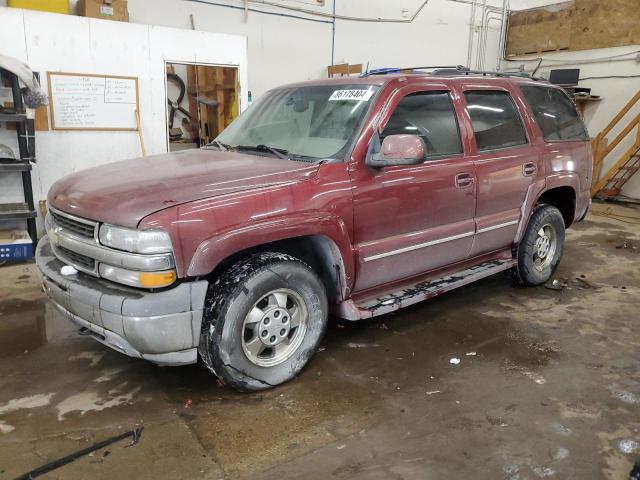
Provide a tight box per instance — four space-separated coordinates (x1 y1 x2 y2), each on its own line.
187 212 355 297
514 172 580 244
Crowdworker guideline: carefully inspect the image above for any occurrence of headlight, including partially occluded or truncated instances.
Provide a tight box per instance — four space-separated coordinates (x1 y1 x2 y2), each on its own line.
99 224 173 254
99 264 177 288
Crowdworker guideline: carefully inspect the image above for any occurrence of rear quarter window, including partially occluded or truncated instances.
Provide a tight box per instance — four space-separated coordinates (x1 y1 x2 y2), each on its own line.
520 85 589 142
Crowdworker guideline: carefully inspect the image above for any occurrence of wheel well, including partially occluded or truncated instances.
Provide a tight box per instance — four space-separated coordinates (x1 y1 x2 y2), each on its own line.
206 235 345 304
537 186 576 227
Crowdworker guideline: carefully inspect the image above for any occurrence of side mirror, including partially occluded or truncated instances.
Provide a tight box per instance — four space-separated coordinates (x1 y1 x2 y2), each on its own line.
366 134 426 168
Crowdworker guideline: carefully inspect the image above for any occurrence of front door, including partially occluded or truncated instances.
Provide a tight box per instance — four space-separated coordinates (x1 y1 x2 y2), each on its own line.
350 86 476 292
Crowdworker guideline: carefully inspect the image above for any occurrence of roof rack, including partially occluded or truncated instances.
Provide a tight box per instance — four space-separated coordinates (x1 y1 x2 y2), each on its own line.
362 65 544 81
431 66 534 78
433 66 545 80
361 65 463 77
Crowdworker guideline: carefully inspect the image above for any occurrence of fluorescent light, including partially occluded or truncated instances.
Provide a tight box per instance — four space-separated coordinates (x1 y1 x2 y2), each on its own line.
468 105 504 113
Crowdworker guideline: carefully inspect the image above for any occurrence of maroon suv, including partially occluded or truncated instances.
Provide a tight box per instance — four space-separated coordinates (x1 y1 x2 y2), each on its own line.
36 71 592 391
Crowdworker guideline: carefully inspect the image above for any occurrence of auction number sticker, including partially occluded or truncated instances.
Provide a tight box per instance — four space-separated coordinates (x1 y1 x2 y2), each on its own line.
329 89 374 101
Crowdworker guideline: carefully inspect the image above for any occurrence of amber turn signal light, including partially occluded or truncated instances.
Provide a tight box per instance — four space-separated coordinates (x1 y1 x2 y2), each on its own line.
139 271 177 288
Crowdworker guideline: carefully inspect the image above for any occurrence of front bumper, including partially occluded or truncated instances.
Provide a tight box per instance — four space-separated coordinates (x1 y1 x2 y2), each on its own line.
36 236 208 366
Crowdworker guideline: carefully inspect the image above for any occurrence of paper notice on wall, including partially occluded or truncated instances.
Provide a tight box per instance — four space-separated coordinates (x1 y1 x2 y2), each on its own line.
329 89 374 102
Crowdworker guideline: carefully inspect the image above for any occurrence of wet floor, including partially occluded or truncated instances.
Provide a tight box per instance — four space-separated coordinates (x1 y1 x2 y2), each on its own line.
1 203 639 479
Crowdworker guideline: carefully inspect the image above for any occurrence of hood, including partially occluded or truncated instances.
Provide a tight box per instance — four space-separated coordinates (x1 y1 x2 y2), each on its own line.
48 149 319 228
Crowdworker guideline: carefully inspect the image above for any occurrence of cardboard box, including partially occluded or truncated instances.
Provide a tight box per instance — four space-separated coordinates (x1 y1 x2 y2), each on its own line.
7 0 70 14
0 230 33 261
78 0 129 22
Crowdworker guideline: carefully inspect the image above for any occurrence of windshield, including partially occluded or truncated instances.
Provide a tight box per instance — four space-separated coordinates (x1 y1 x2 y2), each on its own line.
215 84 379 161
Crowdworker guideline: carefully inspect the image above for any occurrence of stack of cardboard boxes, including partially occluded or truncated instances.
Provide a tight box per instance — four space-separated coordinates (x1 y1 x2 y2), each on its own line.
78 0 129 22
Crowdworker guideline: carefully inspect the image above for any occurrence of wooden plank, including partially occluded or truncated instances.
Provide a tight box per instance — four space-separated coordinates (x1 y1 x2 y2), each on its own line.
328 64 350 77
34 105 49 131
507 0 640 55
506 4 572 57
185 64 199 141
222 67 237 128
598 90 640 139
571 0 640 51
197 65 212 144
592 142 640 196
603 112 640 157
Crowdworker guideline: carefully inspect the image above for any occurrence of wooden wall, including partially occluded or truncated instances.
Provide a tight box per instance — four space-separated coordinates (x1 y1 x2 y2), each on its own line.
507 0 640 56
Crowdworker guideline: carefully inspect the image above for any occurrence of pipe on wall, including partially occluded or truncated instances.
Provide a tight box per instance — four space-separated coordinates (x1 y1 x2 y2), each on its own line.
466 0 477 68
495 0 509 70
474 0 488 69
331 0 336 65
479 14 502 70
187 0 508 24
465 0 506 70
184 0 333 23
247 0 431 23
504 50 640 70
185 0 509 71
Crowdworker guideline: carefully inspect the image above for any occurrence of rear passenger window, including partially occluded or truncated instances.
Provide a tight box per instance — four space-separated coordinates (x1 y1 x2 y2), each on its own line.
520 86 589 141
382 91 462 158
464 91 528 151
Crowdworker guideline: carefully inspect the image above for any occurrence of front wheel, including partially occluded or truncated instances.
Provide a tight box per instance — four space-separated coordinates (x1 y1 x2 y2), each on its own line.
199 252 328 391
513 204 566 286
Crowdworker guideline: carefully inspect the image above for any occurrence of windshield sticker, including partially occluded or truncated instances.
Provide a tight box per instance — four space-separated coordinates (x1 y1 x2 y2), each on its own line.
329 89 374 102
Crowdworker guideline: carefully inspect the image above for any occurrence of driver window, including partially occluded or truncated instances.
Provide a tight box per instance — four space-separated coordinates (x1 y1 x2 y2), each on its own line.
381 91 462 158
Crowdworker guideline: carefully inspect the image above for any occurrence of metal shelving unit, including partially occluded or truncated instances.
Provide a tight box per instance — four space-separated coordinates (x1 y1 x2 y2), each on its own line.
0 67 37 252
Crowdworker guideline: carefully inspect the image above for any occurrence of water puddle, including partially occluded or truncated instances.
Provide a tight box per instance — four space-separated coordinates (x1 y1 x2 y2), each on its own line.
0 300 76 359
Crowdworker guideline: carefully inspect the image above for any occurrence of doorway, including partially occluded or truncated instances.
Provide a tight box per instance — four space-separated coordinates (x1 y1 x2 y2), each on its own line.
165 62 239 152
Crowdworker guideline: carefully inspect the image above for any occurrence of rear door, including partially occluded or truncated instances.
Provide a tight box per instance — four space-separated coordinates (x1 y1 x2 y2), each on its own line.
350 84 476 292
460 84 538 257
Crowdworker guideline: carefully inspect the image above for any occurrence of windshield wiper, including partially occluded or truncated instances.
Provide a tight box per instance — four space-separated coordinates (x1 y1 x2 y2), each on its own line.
235 144 290 160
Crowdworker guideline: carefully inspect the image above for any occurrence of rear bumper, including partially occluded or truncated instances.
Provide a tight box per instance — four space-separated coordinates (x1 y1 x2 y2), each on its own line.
35 236 208 366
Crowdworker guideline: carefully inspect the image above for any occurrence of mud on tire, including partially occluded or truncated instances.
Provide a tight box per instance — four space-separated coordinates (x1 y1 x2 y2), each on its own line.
513 204 566 286
198 252 328 392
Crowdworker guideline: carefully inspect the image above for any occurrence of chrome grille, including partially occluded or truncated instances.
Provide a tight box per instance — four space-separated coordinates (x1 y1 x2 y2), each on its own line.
57 246 96 270
51 210 96 239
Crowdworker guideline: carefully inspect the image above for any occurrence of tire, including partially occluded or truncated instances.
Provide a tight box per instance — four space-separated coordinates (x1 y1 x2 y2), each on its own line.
198 252 328 392
513 204 566 286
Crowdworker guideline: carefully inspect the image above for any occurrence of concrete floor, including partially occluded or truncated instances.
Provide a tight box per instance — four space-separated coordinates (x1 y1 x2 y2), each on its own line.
1 203 639 479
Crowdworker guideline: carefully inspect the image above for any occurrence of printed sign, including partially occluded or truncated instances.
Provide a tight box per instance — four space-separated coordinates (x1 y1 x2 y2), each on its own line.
329 89 374 102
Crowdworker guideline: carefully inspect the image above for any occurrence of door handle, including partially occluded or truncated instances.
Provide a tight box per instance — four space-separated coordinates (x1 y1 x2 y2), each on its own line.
523 163 537 176
455 173 475 188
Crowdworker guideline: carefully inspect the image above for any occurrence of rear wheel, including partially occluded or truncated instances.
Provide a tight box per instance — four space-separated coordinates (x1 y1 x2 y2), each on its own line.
199 252 328 391
513 204 565 286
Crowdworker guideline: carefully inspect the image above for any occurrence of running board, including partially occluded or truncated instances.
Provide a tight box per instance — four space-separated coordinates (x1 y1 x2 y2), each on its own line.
337 258 517 320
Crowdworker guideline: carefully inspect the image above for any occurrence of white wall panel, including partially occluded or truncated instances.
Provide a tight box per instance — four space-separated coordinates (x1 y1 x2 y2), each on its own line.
0 6 248 233
127 0 332 98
